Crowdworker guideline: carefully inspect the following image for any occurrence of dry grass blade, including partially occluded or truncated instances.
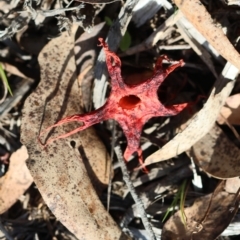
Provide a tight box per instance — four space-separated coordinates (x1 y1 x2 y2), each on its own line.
20 27 126 240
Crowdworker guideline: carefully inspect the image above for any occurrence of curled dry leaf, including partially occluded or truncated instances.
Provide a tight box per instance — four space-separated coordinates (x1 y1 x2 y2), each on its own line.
217 93 240 125
20 28 127 239
174 0 240 71
162 182 240 240
0 145 33 214
145 62 238 166
191 124 240 179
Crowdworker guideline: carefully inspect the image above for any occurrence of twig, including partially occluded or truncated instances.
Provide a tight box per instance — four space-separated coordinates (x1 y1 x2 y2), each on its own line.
0 15 29 40
23 0 37 18
107 121 116 212
114 146 157 240
38 4 84 17
93 0 139 108
19 2 85 18
158 44 191 50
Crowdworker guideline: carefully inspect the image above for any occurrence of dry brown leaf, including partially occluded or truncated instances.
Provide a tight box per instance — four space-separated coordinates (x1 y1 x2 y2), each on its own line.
162 182 240 240
174 0 240 71
0 146 33 214
191 124 240 179
217 93 240 125
145 62 237 166
21 28 128 239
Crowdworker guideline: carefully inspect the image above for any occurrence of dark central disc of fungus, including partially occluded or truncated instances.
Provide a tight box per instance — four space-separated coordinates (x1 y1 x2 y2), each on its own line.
119 95 141 109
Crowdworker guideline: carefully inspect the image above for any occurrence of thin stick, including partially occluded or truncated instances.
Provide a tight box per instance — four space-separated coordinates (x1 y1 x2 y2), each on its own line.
114 146 157 240
107 121 116 212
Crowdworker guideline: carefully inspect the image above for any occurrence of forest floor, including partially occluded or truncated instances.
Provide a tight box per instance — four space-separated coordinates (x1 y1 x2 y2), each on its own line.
1 0 240 239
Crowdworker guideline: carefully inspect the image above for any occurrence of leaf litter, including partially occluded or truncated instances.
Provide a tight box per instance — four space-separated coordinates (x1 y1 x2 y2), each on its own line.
162 181 240 240
1 0 240 239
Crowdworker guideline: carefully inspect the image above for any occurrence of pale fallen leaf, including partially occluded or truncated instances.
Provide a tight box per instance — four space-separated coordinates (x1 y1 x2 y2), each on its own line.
145 62 238 166
217 93 240 125
21 27 128 239
0 146 33 214
191 124 240 179
162 182 240 240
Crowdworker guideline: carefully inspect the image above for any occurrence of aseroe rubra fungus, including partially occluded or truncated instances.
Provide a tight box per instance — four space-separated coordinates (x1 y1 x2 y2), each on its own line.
39 38 188 169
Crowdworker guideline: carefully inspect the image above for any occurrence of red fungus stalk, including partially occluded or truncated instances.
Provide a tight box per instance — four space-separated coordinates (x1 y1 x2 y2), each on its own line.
39 38 188 169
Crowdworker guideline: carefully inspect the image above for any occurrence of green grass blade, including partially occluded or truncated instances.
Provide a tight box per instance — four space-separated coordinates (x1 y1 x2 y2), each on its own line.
120 31 131 52
0 63 13 96
162 180 188 223
162 188 181 222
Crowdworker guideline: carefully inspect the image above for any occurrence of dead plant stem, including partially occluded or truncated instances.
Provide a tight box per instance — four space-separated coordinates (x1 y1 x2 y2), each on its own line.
114 146 157 240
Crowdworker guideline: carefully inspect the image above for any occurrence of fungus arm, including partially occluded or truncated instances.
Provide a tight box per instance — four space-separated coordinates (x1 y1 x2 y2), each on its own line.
98 38 124 91
38 107 106 146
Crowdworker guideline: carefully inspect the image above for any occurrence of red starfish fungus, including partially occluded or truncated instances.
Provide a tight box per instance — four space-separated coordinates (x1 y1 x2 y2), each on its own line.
39 38 188 169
